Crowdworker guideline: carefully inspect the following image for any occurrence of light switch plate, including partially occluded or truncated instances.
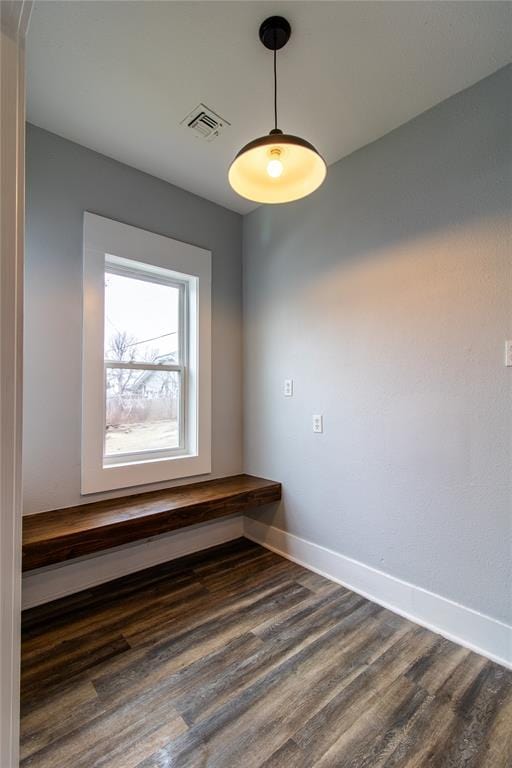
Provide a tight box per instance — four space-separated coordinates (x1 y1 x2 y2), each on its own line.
312 414 323 433
283 379 293 397
505 341 512 367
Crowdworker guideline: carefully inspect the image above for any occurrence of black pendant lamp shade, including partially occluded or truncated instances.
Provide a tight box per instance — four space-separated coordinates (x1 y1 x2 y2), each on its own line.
228 17 327 204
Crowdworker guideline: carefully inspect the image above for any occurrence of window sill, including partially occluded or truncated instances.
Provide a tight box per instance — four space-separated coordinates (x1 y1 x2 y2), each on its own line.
81 450 211 494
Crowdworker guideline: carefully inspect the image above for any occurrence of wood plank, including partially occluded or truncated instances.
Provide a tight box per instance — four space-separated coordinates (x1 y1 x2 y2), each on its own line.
20 540 512 768
22 474 281 571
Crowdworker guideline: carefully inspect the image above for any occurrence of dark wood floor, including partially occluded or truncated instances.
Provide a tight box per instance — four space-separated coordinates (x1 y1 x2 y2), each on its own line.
21 539 512 768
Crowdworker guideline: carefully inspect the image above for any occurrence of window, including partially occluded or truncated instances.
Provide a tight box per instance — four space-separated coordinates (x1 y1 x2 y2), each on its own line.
104 260 186 462
82 213 211 494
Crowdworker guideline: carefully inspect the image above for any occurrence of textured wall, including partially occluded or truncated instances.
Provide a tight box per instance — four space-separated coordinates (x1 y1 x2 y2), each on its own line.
25 125 243 513
244 66 512 624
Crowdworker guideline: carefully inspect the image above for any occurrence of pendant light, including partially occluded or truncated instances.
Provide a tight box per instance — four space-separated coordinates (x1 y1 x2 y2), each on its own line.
229 16 327 204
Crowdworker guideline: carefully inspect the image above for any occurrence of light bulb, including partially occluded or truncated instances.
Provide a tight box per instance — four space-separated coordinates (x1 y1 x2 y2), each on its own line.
267 158 283 178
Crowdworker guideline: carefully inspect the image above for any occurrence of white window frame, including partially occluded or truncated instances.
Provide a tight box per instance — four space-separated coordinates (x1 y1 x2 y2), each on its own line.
103 256 189 465
82 213 211 494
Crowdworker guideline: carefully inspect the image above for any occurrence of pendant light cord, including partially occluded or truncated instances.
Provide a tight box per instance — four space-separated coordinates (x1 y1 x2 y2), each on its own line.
273 44 278 131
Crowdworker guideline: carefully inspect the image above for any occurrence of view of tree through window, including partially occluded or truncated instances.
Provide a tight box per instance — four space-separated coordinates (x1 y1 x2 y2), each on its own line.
104 269 183 457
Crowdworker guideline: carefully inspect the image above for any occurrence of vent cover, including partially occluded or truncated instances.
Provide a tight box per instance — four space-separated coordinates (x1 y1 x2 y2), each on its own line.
181 104 230 142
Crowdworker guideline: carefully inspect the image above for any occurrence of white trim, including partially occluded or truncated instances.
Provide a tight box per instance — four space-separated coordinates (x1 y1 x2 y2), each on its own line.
82 213 212 494
22 515 243 609
0 4 32 766
1 1 32 39
22 516 512 670
244 518 512 670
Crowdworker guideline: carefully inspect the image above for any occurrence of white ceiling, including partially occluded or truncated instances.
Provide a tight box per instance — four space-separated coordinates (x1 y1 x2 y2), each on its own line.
27 1 511 214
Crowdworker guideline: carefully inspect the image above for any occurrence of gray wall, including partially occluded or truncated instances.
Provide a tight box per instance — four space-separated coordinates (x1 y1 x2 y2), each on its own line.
24 125 243 514
244 66 512 624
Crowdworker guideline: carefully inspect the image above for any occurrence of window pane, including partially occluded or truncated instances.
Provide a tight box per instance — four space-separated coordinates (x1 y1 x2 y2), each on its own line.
105 368 181 457
105 271 180 364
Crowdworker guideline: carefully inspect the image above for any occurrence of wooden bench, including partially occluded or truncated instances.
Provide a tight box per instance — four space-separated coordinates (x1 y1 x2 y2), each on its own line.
22 474 281 571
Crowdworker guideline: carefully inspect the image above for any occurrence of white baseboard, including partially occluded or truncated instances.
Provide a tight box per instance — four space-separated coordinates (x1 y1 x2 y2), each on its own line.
22 515 244 609
22 514 512 671
244 518 512 670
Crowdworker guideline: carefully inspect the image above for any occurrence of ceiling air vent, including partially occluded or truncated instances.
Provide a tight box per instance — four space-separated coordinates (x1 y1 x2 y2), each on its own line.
180 104 230 142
